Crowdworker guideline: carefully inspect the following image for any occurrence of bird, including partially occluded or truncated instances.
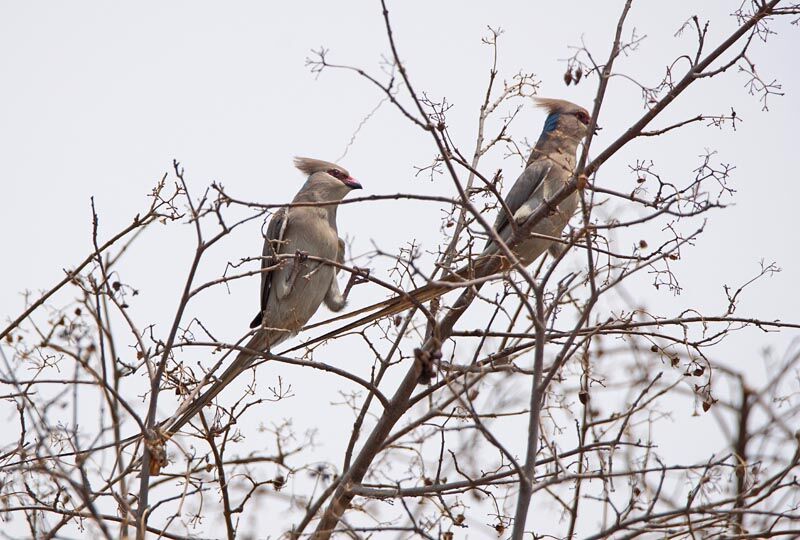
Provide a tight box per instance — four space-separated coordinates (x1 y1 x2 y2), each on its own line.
163 157 363 435
294 98 591 370
483 97 591 265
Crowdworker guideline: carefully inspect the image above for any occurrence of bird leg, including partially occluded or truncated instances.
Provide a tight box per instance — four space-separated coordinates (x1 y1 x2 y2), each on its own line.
285 250 310 290
341 266 370 301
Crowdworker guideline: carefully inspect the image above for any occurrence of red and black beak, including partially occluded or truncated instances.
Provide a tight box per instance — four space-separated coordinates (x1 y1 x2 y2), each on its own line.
343 176 362 190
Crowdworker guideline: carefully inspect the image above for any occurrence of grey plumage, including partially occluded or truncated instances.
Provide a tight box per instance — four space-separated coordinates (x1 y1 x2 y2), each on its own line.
484 97 589 265
300 98 591 355
163 157 361 435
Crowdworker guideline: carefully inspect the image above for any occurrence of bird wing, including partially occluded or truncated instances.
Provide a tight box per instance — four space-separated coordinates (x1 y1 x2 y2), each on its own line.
486 160 551 249
249 208 288 328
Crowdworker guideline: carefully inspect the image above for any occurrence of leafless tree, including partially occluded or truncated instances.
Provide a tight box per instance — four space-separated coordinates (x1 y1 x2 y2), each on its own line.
2 1 799 539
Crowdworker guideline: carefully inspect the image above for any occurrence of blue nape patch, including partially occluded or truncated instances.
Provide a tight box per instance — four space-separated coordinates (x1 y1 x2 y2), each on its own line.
542 112 560 134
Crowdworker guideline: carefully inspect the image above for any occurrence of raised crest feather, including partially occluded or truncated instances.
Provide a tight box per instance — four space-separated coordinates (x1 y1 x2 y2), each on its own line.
294 157 350 177
533 97 589 117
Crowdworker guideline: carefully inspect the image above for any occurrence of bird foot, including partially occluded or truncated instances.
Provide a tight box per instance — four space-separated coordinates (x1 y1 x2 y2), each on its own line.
285 250 310 289
342 266 371 300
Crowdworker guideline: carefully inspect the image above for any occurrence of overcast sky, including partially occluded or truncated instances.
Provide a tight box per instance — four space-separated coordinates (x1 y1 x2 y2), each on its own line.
1 1 798 538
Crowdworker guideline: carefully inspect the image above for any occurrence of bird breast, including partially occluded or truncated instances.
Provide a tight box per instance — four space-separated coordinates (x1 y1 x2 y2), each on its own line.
266 215 340 333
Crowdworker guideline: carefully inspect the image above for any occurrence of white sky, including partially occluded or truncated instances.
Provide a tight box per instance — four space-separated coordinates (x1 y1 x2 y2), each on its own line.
1 1 798 538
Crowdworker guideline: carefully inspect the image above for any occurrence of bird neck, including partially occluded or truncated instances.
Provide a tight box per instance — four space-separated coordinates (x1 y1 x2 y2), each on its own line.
529 129 581 172
326 205 338 226
292 189 340 226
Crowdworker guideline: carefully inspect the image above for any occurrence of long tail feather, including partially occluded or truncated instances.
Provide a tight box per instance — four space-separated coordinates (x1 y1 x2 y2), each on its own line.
301 294 401 332
302 262 477 333
300 254 506 339
284 283 448 352
283 259 503 353
162 332 267 436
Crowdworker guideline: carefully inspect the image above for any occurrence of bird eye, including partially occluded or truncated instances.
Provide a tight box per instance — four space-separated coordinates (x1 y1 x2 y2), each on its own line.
575 111 590 125
327 169 344 180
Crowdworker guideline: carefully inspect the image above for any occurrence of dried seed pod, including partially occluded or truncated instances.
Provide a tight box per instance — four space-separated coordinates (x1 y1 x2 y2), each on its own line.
693 366 705 376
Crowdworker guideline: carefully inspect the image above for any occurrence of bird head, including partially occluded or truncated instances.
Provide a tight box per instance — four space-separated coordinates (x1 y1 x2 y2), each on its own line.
534 98 593 142
294 157 362 200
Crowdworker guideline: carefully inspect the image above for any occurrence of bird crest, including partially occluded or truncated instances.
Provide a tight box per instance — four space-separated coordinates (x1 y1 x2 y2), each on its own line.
294 157 349 177
533 97 588 117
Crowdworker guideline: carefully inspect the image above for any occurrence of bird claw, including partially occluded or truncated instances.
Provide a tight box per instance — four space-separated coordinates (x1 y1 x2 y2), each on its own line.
285 250 310 289
351 266 370 284
342 266 370 299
